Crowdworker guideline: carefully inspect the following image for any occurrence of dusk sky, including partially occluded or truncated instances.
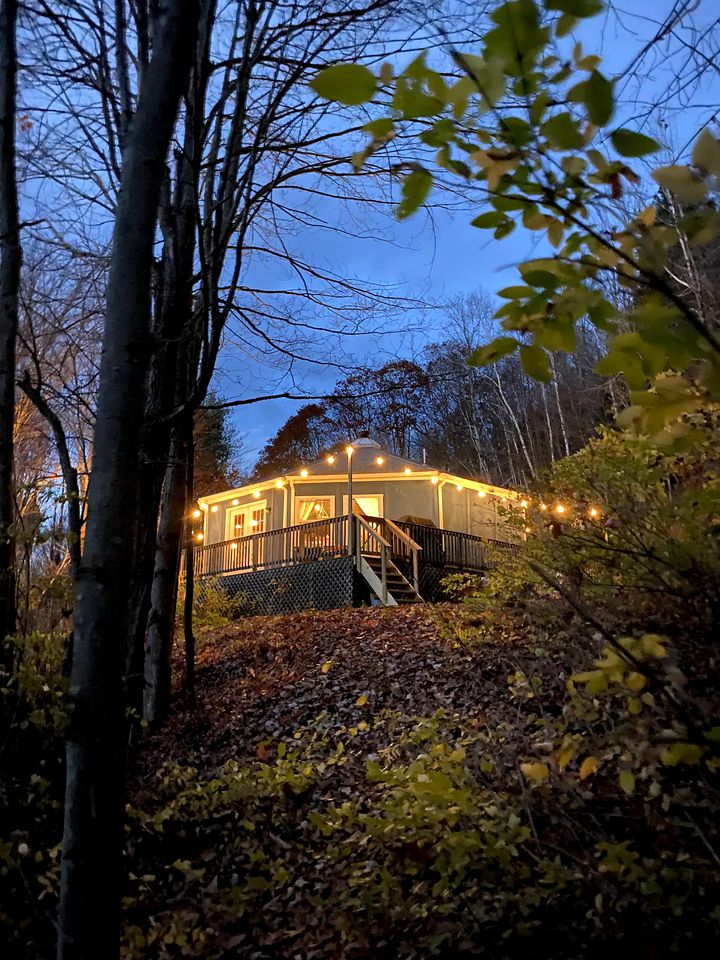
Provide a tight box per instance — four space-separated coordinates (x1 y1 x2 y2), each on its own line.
210 0 720 464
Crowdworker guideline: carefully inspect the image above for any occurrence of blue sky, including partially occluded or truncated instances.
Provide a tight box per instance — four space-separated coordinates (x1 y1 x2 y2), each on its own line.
213 0 720 465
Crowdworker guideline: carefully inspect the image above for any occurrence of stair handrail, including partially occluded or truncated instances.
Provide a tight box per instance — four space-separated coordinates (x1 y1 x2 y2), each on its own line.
354 514 391 603
383 517 422 594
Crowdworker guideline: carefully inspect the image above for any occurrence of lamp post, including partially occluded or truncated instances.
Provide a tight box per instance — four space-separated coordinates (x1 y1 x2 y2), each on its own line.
346 444 354 556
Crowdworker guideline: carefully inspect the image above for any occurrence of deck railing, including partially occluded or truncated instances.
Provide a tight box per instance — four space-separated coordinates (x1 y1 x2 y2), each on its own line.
394 521 518 571
194 515 349 577
192 515 515 578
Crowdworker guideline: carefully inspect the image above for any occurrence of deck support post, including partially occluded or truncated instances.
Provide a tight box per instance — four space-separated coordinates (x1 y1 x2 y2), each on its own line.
380 544 388 604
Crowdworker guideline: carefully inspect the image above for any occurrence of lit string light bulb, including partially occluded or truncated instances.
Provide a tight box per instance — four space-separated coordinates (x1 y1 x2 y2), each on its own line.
300 468 308 477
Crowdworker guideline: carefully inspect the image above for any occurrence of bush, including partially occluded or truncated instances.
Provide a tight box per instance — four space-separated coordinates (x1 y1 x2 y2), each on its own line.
0 631 68 958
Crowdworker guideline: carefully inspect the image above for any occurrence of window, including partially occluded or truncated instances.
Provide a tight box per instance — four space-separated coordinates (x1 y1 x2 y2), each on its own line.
295 496 335 524
342 494 384 518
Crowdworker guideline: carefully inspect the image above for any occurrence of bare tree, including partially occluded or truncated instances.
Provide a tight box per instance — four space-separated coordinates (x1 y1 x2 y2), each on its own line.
56 3 199 956
0 0 20 650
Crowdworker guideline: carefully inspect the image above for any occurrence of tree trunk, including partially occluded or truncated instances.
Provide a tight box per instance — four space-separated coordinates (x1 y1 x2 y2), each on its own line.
0 0 20 650
184 424 196 700
143 422 190 725
57 5 197 958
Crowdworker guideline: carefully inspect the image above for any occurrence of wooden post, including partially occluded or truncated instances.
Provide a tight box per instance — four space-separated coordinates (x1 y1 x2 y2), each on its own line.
381 544 388 604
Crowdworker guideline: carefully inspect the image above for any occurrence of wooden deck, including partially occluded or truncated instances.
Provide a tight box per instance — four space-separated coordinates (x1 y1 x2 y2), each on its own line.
193 514 516 580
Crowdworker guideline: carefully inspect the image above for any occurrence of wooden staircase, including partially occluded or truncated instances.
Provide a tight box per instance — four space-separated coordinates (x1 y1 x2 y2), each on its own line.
353 513 423 606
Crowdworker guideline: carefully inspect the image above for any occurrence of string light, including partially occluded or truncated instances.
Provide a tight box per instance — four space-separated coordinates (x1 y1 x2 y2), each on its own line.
251 519 258 526
520 499 528 509
478 490 487 498
346 445 354 456
456 484 463 491
253 490 261 499
375 456 384 465
230 542 237 551
589 507 600 518
327 455 336 464
192 509 201 518
314 503 322 512
196 533 204 541
300 468 308 477
211 505 218 513
555 504 566 514
275 479 284 488
232 498 239 506
540 503 547 511
431 476 439 485
525 526 532 534
404 467 412 475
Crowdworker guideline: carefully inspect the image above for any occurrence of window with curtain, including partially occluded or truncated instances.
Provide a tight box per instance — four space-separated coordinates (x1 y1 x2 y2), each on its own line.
295 496 334 523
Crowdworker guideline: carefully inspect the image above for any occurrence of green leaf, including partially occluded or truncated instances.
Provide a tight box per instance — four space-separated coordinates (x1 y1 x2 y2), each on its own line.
692 128 720 176
455 54 506 108
545 0 604 16
520 344 553 382
610 128 660 157
469 336 519 367
363 118 394 137
397 168 432 219
542 112 584 149
470 210 506 228
583 70 613 126
310 64 377 106
652 164 709 203
619 770 635 795
498 285 534 299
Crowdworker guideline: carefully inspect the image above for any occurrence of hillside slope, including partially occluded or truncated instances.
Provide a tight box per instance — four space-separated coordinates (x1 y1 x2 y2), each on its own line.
126 603 719 959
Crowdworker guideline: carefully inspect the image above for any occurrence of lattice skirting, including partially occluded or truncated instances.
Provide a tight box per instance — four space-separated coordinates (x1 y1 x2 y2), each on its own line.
207 556 365 616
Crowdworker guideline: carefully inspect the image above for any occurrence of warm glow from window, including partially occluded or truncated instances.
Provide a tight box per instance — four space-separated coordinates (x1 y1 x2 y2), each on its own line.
253 490 261 499
477 490 486 498
300 468 308 477
192 509 201 518
555 504 566 514
404 467 412 475
431 476 439 485
375 456 384 465
327 455 335 464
